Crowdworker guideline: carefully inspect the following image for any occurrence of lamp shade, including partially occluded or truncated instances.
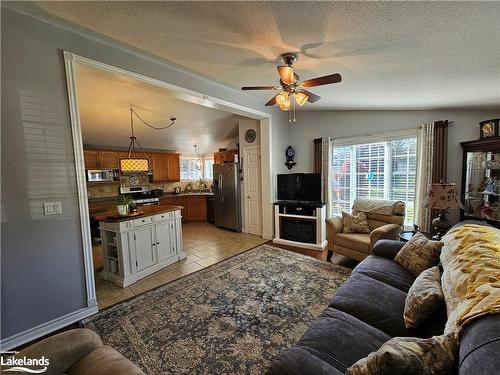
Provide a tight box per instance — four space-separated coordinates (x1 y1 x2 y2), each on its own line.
422 183 464 210
120 158 149 172
295 91 308 106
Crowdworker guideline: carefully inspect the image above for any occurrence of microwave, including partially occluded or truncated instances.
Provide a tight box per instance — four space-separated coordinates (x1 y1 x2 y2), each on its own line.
87 169 117 182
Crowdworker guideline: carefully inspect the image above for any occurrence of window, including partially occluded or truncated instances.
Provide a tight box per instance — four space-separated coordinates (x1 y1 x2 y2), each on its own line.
180 157 214 181
331 137 417 226
180 157 203 180
203 158 214 180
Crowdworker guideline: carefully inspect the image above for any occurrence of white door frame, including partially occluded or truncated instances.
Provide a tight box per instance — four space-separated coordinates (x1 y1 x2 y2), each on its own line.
62 51 275 311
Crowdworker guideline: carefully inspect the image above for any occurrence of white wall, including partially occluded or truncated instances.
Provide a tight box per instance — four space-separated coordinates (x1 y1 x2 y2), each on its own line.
289 109 500 222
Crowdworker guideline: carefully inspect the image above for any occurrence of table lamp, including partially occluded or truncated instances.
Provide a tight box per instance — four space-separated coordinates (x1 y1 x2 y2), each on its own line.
423 183 464 240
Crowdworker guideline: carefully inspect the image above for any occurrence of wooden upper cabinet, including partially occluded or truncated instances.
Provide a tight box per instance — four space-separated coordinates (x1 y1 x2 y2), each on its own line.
83 150 100 169
151 153 180 182
213 149 238 164
166 154 180 181
99 151 119 169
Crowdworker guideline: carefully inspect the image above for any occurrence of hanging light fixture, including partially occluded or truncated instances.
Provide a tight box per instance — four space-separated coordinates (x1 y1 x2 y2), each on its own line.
120 106 177 173
193 145 202 170
120 107 151 173
294 91 309 106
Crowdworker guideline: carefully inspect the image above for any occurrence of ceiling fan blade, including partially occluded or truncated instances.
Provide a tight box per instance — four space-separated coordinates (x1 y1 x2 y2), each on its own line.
302 73 342 88
265 94 278 106
301 90 321 103
277 66 295 85
241 86 276 90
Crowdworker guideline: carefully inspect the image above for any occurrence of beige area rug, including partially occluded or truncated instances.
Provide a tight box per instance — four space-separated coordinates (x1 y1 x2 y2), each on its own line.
83 245 352 374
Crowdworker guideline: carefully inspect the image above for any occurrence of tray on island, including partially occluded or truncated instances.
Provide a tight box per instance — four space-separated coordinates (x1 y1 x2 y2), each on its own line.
106 210 144 220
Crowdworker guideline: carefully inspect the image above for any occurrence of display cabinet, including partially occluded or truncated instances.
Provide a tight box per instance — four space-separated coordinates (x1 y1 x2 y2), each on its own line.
460 138 500 228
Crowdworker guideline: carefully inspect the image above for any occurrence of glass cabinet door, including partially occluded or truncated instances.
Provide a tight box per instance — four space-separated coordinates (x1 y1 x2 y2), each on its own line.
464 151 500 223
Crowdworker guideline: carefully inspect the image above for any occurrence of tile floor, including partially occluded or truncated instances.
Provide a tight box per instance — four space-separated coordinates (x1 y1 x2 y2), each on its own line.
94 222 268 309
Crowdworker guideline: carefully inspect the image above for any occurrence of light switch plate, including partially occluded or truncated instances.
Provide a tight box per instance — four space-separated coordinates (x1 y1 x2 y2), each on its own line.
44 202 62 215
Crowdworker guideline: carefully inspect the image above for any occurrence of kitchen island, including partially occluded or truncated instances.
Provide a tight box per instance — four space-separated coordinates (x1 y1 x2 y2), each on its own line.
96 204 185 288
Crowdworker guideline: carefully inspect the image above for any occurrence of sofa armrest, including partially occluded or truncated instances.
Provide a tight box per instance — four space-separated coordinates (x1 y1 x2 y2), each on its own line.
5 329 103 375
326 216 343 248
369 223 401 249
69 346 145 375
371 240 405 259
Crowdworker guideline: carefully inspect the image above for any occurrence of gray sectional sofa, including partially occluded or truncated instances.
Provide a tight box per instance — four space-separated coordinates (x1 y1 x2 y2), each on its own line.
268 238 500 375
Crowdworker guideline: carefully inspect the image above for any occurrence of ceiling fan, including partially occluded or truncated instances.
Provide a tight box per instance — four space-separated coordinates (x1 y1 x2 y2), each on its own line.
241 53 342 121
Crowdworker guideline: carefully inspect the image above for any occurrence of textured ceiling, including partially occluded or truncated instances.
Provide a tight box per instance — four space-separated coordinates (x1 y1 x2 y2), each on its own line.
7 1 500 109
75 64 241 155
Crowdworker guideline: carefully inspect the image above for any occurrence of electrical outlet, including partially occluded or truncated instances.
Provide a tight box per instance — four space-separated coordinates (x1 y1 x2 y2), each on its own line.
44 202 62 215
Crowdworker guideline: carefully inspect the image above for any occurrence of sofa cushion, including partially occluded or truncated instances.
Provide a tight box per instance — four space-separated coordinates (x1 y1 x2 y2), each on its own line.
346 333 458 375
286 308 391 374
353 255 415 292
330 273 411 337
335 233 371 254
458 314 500 375
267 346 344 375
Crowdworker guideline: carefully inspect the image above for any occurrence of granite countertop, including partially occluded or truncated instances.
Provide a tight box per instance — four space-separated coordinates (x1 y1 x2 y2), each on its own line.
94 204 184 223
161 192 214 198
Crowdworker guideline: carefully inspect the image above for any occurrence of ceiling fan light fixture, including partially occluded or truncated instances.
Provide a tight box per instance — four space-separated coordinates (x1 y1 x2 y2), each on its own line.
279 98 291 111
295 91 309 106
277 66 295 85
276 91 289 105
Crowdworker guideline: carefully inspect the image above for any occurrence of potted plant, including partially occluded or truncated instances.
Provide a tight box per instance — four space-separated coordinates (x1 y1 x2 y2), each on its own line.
116 195 132 216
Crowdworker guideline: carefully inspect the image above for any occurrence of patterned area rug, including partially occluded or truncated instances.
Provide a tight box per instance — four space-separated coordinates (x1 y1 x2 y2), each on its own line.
83 245 351 374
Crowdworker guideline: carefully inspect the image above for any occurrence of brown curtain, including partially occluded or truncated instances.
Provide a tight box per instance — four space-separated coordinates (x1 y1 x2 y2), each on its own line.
313 138 322 173
432 120 448 183
430 120 449 234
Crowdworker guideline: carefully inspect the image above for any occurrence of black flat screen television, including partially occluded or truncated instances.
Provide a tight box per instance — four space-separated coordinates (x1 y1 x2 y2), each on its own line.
277 173 322 203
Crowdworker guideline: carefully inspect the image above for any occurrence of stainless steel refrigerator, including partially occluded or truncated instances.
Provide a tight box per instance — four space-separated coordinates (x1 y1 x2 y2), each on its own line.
213 162 241 232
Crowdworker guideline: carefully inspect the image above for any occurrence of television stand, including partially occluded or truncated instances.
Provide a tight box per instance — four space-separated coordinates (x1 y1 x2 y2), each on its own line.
273 201 327 251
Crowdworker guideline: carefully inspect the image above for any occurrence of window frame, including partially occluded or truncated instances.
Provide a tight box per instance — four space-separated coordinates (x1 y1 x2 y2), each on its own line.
331 130 417 227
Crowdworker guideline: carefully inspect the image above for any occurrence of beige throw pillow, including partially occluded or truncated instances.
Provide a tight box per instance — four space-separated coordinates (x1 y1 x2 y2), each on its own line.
342 211 371 234
346 334 457 375
404 266 443 329
394 232 443 276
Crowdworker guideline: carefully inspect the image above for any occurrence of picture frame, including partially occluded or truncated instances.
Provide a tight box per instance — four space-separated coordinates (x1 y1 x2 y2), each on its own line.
479 119 499 139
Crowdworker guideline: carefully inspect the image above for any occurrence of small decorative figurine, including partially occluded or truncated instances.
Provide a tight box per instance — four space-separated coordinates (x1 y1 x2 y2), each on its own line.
483 177 497 194
285 145 296 170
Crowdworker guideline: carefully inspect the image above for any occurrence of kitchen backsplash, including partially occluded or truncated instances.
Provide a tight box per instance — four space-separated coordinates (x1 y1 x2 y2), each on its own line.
87 175 211 199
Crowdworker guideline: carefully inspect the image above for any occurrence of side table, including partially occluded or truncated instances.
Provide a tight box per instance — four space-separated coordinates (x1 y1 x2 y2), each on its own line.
399 231 434 242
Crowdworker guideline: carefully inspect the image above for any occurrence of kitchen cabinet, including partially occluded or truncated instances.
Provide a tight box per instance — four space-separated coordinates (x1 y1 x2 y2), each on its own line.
99 209 185 287
186 195 207 221
151 153 180 182
161 196 187 223
84 150 100 169
213 149 238 165
83 150 119 169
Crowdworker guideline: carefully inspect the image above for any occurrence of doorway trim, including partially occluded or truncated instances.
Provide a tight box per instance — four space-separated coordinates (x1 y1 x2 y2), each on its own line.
63 50 274 311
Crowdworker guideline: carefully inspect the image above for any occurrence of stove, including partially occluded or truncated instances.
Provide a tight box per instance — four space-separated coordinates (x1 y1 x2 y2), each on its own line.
120 186 159 206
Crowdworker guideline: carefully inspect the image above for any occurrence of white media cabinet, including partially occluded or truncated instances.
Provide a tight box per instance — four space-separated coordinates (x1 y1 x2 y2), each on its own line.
273 202 327 250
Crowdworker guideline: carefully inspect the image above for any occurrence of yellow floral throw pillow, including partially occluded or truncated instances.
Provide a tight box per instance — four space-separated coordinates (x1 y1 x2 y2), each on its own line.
342 211 371 234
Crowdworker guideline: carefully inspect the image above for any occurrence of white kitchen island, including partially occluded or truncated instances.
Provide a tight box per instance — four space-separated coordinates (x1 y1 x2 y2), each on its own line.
96 205 185 287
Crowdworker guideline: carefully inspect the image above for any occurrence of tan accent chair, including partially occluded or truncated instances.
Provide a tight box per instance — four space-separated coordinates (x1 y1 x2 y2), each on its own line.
1 329 145 375
327 198 405 261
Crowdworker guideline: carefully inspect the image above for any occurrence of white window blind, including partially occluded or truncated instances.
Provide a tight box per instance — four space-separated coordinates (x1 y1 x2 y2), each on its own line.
332 137 417 226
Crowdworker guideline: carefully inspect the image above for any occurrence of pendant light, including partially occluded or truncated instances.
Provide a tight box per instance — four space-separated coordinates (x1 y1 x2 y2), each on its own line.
194 145 202 170
120 107 151 173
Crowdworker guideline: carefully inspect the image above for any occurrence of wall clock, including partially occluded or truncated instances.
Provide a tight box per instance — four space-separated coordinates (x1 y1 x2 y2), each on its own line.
245 129 256 143
479 119 499 139
129 176 139 186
